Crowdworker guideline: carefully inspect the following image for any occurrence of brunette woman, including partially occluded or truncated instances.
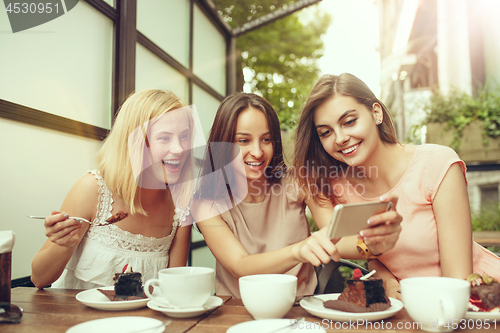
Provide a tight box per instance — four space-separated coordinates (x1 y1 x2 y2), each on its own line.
293 73 500 299
192 92 402 298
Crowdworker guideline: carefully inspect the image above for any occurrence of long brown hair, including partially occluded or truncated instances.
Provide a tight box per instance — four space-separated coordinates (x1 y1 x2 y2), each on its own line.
293 73 398 204
198 92 285 199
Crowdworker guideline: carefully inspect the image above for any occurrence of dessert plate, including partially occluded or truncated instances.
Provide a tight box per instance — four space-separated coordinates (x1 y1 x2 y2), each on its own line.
300 293 403 322
76 286 149 311
465 310 500 320
66 316 164 333
227 319 326 333
147 296 223 318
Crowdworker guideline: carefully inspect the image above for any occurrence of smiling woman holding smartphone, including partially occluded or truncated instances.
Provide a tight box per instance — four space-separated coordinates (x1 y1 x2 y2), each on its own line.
293 73 500 300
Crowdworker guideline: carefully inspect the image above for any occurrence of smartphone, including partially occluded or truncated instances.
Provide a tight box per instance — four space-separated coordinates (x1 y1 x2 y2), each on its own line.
327 201 393 239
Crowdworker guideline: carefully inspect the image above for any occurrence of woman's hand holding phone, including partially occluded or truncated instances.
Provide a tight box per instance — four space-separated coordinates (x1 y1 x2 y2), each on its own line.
359 194 402 255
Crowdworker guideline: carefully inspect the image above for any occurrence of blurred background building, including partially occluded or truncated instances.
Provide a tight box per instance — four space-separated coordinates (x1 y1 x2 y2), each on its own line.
377 0 500 212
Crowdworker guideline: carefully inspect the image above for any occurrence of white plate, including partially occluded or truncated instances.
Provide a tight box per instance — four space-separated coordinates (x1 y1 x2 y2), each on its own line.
66 316 164 333
147 295 223 318
227 319 326 333
76 286 149 311
300 293 403 322
465 310 500 320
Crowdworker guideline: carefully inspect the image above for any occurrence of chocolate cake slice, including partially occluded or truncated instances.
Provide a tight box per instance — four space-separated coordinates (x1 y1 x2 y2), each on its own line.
98 264 145 301
323 269 391 313
114 273 143 300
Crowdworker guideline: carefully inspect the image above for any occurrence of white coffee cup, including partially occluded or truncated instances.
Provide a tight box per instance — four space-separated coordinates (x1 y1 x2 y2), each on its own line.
144 266 214 308
400 277 470 333
239 274 297 320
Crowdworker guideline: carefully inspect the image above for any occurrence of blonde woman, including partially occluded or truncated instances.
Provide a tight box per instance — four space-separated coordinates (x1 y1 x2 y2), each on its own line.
31 89 195 289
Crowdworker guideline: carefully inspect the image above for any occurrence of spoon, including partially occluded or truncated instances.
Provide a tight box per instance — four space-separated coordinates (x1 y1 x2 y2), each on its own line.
28 216 92 224
126 319 171 333
266 317 305 333
360 270 377 280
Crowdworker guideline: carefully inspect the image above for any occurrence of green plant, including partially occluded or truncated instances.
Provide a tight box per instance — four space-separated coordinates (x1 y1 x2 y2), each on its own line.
305 207 319 232
212 1 331 131
414 86 500 151
474 87 500 141
472 202 500 232
472 202 500 253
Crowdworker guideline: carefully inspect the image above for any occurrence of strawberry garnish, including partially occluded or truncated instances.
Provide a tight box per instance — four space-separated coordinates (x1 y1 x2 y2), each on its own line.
353 268 363 279
122 264 132 273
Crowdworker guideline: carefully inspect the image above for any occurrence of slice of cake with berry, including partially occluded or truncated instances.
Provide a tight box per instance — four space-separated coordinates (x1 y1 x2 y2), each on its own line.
98 264 146 301
323 269 391 313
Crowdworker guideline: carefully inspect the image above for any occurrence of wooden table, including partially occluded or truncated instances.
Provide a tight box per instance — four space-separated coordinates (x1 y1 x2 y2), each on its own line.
3 287 496 332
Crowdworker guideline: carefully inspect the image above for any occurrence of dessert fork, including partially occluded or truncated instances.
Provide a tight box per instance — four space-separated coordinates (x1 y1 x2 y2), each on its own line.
304 296 325 307
28 216 92 224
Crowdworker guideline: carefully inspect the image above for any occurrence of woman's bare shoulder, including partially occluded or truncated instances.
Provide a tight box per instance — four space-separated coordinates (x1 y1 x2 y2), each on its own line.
61 173 100 216
72 173 99 194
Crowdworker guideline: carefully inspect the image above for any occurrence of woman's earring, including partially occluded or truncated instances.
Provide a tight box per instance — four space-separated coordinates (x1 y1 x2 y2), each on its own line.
377 119 382 125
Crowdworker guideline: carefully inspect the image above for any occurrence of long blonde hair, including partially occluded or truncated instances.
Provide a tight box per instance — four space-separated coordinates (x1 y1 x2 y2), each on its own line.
96 89 194 215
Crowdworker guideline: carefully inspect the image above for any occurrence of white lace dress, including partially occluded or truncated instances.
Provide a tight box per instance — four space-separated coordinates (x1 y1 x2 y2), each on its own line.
52 171 189 289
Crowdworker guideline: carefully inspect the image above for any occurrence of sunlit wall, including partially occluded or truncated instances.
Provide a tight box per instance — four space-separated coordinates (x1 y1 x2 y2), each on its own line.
0 0 227 279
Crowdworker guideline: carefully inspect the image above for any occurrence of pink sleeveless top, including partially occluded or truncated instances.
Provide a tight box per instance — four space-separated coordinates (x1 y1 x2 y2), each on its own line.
332 144 500 280
216 178 317 298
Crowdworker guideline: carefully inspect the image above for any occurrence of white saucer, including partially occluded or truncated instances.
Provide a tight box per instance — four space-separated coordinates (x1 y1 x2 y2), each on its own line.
147 296 223 318
300 293 403 322
227 319 326 333
75 286 149 311
66 316 164 333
